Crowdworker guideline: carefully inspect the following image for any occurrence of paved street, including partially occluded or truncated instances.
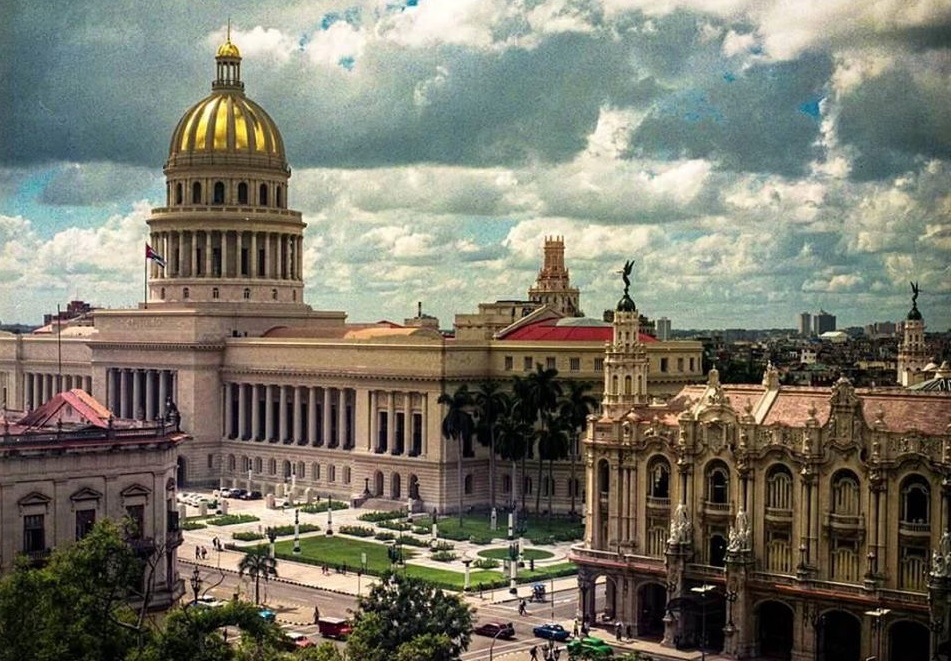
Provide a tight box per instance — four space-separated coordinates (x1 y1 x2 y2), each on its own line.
180 491 724 660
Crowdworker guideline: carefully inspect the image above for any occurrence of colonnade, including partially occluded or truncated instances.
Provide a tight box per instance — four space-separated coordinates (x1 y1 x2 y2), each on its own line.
369 390 427 456
21 373 92 410
105 368 178 421
148 230 303 282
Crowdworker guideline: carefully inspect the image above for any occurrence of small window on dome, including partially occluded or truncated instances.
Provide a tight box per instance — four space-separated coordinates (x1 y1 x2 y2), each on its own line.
237 183 248 205
213 182 225 204
183 287 190 299
212 287 219 299
160 287 165 299
259 184 268 206
276 186 283 208
243 288 250 300
271 288 278 300
192 182 202 204
176 183 183 205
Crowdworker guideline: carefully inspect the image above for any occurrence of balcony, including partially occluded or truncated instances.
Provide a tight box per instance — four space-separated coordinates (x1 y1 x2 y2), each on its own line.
646 496 671 510
899 520 931 537
765 506 793 523
703 500 731 517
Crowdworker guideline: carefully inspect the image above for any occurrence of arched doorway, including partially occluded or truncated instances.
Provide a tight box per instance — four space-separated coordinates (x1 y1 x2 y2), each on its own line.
373 471 384 496
757 600 794 660
637 583 667 639
177 456 187 487
391 473 402 500
819 610 860 661
888 620 928 661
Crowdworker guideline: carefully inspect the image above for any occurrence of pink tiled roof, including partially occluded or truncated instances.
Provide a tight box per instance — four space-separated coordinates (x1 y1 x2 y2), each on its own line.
501 317 657 343
19 389 113 429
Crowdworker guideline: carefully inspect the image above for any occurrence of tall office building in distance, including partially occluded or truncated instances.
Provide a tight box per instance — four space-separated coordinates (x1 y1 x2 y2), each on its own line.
798 312 812 336
813 309 836 334
655 316 671 341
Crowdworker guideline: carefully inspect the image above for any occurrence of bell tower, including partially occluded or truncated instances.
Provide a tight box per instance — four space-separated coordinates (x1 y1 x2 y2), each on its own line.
602 259 649 417
898 282 927 386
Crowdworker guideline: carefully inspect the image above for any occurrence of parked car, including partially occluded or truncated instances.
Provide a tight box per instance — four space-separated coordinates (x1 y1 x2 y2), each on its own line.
190 595 227 609
567 636 614 658
474 622 516 639
282 631 315 649
317 616 352 640
241 490 263 500
532 623 571 642
258 608 276 622
230 488 248 499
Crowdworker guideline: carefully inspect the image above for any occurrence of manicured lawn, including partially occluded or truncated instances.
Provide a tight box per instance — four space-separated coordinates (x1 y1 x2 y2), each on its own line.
478 547 554 561
435 513 583 542
273 535 413 573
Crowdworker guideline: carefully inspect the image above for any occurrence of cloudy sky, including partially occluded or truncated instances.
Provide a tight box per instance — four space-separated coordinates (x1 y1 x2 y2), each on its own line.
2 0 949 330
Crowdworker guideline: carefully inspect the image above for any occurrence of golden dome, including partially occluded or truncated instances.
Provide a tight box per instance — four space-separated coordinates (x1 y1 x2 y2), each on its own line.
169 92 285 161
216 39 241 58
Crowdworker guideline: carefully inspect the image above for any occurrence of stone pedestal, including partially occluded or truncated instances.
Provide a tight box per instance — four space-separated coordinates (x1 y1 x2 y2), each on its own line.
723 549 755 659
662 543 689 648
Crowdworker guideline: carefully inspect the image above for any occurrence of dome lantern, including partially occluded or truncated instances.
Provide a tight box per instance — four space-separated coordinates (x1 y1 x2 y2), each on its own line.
213 22 243 92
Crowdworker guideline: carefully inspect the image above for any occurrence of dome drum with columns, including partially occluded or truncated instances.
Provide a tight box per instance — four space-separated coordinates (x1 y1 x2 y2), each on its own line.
147 35 305 306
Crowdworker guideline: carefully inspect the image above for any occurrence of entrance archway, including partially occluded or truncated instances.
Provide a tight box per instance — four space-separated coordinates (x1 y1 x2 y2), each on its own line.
757 600 794 660
888 620 928 661
819 610 860 661
391 473 402 500
637 583 667 639
373 471 384 497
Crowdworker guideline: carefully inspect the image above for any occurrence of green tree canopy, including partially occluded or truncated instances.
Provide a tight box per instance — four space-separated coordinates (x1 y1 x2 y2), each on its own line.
237 545 277 605
349 571 473 661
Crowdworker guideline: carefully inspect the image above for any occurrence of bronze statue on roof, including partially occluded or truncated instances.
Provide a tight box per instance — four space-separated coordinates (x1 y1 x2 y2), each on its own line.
621 260 634 295
911 281 919 305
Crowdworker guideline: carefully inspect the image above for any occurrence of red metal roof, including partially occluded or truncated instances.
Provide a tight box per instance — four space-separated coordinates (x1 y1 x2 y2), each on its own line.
500 318 657 342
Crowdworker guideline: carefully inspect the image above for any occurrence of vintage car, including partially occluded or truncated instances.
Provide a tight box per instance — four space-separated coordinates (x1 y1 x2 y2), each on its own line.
473 622 516 639
532 623 572 642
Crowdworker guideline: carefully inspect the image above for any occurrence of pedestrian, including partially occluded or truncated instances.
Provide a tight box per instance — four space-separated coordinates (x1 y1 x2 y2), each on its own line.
201 546 208 560
615 620 623 641
529 645 538 660
572 619 579 638
313 605 320 624
519 599 527 616
195 546 200 559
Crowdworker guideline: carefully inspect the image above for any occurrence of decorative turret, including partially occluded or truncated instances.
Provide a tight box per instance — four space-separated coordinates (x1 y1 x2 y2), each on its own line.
898 281 927 386
527 236 583 316
602 259 649 417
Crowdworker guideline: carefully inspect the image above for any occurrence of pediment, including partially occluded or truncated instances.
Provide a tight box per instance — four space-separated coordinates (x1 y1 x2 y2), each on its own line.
70 487 103 503
120 483 151 499
18 491 52 510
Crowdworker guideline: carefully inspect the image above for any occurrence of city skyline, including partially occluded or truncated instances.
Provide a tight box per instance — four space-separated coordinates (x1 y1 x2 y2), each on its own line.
2 0 949 329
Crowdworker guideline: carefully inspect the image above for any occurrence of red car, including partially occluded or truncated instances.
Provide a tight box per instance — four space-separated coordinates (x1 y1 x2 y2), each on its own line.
282 631 315 649
474 622 516 639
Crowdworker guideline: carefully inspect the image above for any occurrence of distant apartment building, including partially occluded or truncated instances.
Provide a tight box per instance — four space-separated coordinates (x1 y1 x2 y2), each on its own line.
798 312 812 336
813 309 836 334
655 316 671 341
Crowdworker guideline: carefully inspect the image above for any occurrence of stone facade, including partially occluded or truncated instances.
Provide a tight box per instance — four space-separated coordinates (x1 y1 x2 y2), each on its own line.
571 289 951 661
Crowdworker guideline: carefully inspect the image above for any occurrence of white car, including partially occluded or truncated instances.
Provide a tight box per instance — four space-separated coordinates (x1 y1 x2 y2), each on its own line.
191 595 227 608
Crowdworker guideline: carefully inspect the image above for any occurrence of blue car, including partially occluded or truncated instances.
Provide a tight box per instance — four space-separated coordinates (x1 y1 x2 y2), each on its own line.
533 623 571 642
258 608 276 622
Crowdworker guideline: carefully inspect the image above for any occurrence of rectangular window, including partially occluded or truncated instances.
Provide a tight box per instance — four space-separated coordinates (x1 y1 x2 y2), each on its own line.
569 357 581 372
411 413 423 455
660 357 669 373
677 357 684 372
207 453 214 469
378 411 388 452
546 357 556 370
689 357 696 371
126 505 145 540
523 356 533 371
329 465 336 483
23 514 45 553
76 509 96 540
594 358 604 372
504 356 514 371
395 412 406 454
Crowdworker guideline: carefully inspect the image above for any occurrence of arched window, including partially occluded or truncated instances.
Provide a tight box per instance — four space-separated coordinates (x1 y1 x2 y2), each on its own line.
213 181 225 204
624 375 632 395
296 461 305 479
523 476 533 495
259 183 268 206
237 182 248 204
706 461 729 504
268 458 277 475
242 456 251 472
254 457 262 473
901 475 930 524
176 183 183 204
832 470 860 515
192 181 202 203
212 287 219 299
598 459 610 495
243 288 251 300
272 288 278 300
283 460 291 479
312 463 320 480
502 474 512 494
276 186 282 208
227 454 236 471
766 464 793 510
464 474 474 495
183 287 190 299
648 456 670 499
343 467 351 484
328 465 336 482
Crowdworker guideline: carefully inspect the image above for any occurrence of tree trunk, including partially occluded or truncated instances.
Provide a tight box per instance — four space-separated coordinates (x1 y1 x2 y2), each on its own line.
458 437 464 527
569 432 577 518
534 431 543 515
489 430 497 513
547 456 554 528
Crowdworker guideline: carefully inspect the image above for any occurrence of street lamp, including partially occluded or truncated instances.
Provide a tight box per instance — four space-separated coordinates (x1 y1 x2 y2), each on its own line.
266 527 277 560
724 586 738 629
691 584 716 661
190 565 203 603
865 607 891 661
489 624 509 661
326 495 334 535
293 508 301 555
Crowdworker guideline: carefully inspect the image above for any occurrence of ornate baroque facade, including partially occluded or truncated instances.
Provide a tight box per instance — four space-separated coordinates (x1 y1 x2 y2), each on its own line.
571 284 951 661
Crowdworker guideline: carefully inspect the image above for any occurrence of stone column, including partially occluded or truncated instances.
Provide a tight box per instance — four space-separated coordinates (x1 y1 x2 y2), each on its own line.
279 385 288 442
662 543 689 648
120 369 130 418
370 390 378 451
204 231 212 277
189 230 198 276
224 383 234 438
145 370 155 420
265 385 274 441
251 384 261 441
387 391 396 454
337 388 347 448
322 387 331 446
402 392 412 455
237 383 248 440
158 370 168 416
308 387 318 446
131 369 142 419
293 386 303 443
250 231 258 278
106 369 116 413
263 233 271 278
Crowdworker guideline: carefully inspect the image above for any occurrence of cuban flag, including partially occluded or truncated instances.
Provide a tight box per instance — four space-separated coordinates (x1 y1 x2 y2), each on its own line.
146 244 166 268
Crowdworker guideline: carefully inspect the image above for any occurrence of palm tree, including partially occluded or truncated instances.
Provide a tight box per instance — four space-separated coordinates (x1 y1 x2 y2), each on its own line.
537 413 570 524
473 381 509 514
522 364 563 514
560 380 599 518
238 544 277 604
438 384 475 526
495 408 532 516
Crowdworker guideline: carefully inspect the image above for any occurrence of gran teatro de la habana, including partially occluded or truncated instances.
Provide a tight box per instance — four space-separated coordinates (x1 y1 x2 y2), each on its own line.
1 35 950 661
